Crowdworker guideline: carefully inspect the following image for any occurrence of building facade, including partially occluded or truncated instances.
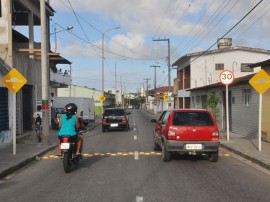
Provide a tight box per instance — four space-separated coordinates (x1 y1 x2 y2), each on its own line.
172 38 270 109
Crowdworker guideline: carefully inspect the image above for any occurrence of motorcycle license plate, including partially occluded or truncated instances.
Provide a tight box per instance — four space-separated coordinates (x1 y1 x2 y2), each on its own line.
61 143 70 149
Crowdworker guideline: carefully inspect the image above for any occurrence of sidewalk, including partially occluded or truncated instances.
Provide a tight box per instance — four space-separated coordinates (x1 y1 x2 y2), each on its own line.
0 117 101 179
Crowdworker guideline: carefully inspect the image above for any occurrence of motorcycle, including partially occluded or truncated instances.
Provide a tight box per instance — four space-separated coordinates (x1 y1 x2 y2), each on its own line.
60 132 83 173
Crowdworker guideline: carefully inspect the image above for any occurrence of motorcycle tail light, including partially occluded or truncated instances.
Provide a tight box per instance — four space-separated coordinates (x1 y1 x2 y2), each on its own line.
62 137 69 142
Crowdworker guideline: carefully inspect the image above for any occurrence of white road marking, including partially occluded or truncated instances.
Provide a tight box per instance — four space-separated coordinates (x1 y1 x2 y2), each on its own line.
134 135 137 140
134 151 139 160
136 196 143 202
134 128 136 131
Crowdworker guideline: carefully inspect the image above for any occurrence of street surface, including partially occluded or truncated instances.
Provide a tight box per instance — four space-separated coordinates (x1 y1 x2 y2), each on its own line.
1 109 270 202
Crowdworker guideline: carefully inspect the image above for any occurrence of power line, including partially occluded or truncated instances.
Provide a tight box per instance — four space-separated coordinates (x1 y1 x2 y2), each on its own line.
188 0 264 65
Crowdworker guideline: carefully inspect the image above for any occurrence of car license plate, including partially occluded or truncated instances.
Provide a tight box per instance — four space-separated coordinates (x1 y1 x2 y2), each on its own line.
61 143 70 149
185 144 202 150
110 123 118 127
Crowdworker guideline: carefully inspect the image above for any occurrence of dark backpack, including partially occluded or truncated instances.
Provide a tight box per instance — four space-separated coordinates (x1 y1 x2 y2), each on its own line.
35 114 42 125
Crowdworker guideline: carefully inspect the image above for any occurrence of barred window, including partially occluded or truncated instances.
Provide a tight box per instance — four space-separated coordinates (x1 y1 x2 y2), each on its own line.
215 63 224 70
241 63 253 72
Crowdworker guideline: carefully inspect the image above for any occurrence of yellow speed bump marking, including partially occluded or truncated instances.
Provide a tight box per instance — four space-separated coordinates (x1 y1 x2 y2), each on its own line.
41 152 162 159
41 151 230 159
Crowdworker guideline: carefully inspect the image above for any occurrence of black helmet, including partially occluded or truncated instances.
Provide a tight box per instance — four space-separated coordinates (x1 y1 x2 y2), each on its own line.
65 103 77 115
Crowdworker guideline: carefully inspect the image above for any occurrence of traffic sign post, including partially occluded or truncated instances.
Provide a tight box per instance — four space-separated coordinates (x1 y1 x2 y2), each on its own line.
249 69 270 151
2 68 27 155
219 70 234 141
99 95 106 103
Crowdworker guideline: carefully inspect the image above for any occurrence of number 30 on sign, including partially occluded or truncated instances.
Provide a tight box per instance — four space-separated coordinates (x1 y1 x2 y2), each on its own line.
219 70 234 85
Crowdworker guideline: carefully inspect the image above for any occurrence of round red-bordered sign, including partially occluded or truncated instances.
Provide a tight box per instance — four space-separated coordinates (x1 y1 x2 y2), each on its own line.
219 70 234 85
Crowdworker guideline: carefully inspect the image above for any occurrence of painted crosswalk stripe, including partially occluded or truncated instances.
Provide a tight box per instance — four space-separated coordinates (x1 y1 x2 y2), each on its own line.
134 151 139 160
136 196 143 202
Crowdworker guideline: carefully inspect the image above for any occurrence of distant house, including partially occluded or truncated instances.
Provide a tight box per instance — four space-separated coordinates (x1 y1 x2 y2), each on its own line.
147 86 174 112
172 38 270 109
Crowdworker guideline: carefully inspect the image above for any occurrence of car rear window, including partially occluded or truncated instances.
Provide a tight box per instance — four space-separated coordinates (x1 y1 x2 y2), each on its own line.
173 112 214 126
104 109 125 116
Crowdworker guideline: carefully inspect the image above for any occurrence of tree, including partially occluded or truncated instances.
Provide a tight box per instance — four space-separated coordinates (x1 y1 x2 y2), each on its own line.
207 93 219 121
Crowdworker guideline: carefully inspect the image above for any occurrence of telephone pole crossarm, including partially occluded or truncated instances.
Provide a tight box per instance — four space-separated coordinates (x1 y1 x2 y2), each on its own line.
152 38 171 91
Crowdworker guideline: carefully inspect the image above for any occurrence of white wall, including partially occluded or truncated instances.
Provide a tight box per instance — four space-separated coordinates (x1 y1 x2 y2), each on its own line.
189 50 269 89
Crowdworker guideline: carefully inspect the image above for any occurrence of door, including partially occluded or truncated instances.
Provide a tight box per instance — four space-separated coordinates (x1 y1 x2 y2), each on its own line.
22 85 33 131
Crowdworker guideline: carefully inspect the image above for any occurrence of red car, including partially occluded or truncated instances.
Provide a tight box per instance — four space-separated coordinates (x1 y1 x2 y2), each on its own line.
151 109 220 162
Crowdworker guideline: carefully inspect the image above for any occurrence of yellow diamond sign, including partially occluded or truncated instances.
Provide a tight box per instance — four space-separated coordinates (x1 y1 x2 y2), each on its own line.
249 69 270 94
2 68 27 94
99 95 106 102
163 93 168 101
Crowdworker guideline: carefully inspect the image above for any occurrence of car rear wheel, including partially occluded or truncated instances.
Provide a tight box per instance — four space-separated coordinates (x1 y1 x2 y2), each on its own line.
125 124 129 131
209 151 219 162
161 142 171 162
102 126 106 132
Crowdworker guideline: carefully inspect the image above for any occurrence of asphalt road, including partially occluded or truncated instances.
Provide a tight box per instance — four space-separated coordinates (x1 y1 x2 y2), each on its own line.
1 109 270 202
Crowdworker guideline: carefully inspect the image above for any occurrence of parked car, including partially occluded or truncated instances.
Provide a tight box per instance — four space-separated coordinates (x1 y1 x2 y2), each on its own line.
151 109 220 162
102 108 131 132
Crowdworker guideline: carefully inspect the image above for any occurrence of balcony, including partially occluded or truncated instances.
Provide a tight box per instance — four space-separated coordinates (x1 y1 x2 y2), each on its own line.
50 69 71 87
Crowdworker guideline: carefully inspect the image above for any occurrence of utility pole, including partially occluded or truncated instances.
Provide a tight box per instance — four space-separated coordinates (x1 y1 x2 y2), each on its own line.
144 78 151 108
153 38 171 91
40 0 49 144
150 65 160 102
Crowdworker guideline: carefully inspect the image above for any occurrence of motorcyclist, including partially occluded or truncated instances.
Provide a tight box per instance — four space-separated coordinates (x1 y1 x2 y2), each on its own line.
57 103 82 156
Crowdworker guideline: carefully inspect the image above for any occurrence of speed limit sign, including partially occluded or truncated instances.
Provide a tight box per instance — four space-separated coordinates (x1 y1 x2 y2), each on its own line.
219 70 234 85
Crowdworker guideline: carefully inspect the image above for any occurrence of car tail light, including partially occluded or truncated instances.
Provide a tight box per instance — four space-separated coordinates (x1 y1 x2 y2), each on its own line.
102 119 106 124
62 137 69 142
122 118 127 123
211 131 219 141
167 131 176 140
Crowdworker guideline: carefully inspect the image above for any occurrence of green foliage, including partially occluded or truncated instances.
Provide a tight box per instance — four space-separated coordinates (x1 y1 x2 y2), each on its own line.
207 94 219 121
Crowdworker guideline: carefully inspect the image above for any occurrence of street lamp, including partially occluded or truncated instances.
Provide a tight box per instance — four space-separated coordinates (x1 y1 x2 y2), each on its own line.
101 26 120 113
50 26 73 52
115 59 126 107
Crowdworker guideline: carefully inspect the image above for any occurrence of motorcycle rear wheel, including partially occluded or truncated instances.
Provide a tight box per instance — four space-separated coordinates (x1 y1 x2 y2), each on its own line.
63 152 72 173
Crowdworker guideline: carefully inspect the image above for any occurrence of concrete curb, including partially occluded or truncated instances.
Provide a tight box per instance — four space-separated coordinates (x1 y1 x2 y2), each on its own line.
0 145 57 179
220 144 270 171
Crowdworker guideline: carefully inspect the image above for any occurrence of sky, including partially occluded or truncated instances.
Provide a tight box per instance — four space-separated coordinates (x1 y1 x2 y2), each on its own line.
41 0 270 93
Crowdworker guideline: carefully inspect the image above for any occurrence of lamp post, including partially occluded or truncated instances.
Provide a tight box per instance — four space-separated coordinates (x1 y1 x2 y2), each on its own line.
115 59 126 107
101 26 120 113
50 26 73 52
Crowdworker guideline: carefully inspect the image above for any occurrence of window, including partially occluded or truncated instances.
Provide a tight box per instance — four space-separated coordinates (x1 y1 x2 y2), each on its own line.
196 96 200 105
173 112 214 126
242 89 251 106
162 111 171 124
215 63 224 70
241 63 253 72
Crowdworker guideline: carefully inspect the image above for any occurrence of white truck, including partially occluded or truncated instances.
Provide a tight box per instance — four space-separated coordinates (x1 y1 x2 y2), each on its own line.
51 96 95 125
